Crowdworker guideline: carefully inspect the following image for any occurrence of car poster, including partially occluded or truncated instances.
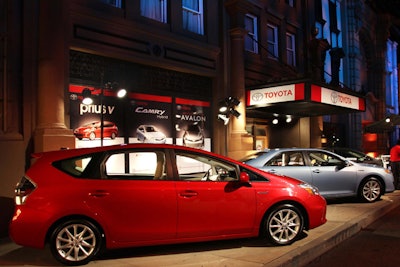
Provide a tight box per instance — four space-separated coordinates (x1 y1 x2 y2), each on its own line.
69 85 211 151
175 97 211 151
128 93 173 144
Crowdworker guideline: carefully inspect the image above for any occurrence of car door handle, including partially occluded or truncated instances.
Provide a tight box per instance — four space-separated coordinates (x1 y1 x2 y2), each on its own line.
312 169 320 173
88 190 110 198
268 169 277 173
179 190 198 198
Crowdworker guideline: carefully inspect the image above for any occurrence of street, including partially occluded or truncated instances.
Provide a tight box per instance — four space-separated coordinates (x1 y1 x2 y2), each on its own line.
306 201 400 267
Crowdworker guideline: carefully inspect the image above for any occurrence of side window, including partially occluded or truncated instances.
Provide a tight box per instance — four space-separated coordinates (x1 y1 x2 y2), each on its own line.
53 156 93 177
105 151 166 180
176 152 238 182
265 152 304 166
287 152 304 166
308 151 342 166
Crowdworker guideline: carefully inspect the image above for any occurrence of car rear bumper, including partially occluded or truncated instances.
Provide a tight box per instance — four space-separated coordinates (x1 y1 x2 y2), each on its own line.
9 206 51 249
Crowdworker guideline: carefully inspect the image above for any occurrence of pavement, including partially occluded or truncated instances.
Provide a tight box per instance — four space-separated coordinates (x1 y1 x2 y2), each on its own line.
1 190 400 267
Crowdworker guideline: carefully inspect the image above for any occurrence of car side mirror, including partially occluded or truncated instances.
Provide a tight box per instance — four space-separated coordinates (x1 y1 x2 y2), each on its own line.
337 161 350 170
239 171 250 183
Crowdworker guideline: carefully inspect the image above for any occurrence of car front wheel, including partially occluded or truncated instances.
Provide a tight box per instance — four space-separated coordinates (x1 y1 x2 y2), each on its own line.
359 177 382 203
89 132 96 140
50 219 103 266
263 204 304 245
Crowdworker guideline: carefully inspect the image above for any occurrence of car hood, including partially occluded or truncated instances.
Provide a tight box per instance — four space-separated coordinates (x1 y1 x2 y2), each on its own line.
144 132 166 139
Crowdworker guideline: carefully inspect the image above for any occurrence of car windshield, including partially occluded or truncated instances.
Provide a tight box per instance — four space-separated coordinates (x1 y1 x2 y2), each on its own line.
145 126 156 132
336 149 368 160
240 151 268 162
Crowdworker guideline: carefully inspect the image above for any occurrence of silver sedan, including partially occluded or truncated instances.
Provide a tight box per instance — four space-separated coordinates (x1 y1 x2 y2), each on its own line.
242 148 395 202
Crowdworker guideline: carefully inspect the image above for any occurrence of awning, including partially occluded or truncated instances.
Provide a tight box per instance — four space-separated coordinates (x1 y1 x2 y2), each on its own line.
364 115 400 133
246 81 366 118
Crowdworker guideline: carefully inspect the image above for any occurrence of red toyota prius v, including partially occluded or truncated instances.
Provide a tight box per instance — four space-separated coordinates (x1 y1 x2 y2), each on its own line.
9 144 327 265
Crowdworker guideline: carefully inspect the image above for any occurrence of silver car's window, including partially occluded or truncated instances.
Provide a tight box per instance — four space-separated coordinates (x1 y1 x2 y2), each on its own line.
308 151 342 166
175 152 238 182
265 152 305 167
105 151 166 180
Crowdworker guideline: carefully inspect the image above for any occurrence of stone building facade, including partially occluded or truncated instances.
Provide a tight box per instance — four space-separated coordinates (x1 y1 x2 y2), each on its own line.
0 0 398 237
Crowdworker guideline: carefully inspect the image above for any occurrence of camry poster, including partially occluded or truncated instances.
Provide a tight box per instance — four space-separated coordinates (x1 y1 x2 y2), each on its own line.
69 85 211 151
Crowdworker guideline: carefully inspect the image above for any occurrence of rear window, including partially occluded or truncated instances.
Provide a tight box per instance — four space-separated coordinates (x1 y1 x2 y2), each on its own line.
53 155 93 177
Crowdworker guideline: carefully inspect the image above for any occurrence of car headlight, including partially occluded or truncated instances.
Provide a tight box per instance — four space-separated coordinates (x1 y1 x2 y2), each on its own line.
299 183 320 195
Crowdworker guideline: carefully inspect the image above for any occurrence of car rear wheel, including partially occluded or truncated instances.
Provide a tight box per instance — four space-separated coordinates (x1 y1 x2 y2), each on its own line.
359 177 382 203
263 204 304 245
50 219 103 266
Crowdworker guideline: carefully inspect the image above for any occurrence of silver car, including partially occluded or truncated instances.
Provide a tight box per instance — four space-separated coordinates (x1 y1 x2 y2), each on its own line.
242 148 395 202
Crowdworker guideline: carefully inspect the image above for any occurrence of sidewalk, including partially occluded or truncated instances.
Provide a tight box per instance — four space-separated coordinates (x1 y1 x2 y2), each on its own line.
1 191 400 267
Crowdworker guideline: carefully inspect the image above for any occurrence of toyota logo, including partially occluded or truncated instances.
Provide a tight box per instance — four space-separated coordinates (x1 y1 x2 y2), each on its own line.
252 93 263 102
331 92 338 103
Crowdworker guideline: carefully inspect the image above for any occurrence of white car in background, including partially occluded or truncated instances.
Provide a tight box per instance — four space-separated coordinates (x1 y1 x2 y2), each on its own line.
136 125 166 143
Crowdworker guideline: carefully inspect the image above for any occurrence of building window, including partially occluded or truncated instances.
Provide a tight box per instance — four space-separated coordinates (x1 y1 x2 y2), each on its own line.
141 0 168 23
267 24 278 59
285 0 296 7
101 0 122 8
286 32 296 66
182 0 204 35
245 14 258 53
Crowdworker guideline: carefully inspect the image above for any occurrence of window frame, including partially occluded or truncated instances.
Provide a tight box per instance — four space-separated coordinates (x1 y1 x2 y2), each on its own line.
244 14 258 54
182 0 204 35
267 24 279 59
286 32 296 66
140 0 168 23
101 0 122 8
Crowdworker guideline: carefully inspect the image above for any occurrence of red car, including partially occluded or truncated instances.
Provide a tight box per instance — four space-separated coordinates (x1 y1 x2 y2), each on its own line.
10 144 327 265
73 121 118 140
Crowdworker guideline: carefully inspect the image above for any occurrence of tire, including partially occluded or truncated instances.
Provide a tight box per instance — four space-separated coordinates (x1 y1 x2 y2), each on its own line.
89 132 96 141
358 177 382 203
263 204 304 245
50 219 103 266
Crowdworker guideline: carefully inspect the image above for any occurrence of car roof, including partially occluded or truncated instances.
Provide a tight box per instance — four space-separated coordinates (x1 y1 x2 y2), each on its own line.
30 144 234 163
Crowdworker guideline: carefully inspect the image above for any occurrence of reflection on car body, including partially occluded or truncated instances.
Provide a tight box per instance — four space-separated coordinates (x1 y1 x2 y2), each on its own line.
73 121 118 140
242 148 395 203
10 144 326 265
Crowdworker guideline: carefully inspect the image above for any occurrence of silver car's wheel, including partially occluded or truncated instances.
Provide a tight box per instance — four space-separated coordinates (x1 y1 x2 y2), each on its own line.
50 220 102 266
359 177 382 203
264 204 304 245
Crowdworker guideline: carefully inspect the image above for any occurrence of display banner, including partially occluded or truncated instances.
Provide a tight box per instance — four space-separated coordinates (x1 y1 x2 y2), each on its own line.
128 93 173 144
70 85 211 150
69 85 125 148
175 97 211 151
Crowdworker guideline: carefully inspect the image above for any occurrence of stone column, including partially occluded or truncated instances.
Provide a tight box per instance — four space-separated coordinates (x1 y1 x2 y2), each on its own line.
34 0 75 152
226 27 253 159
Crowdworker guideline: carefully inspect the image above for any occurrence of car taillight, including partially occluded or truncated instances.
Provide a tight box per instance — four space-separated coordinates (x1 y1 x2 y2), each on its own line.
15 176 36 205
